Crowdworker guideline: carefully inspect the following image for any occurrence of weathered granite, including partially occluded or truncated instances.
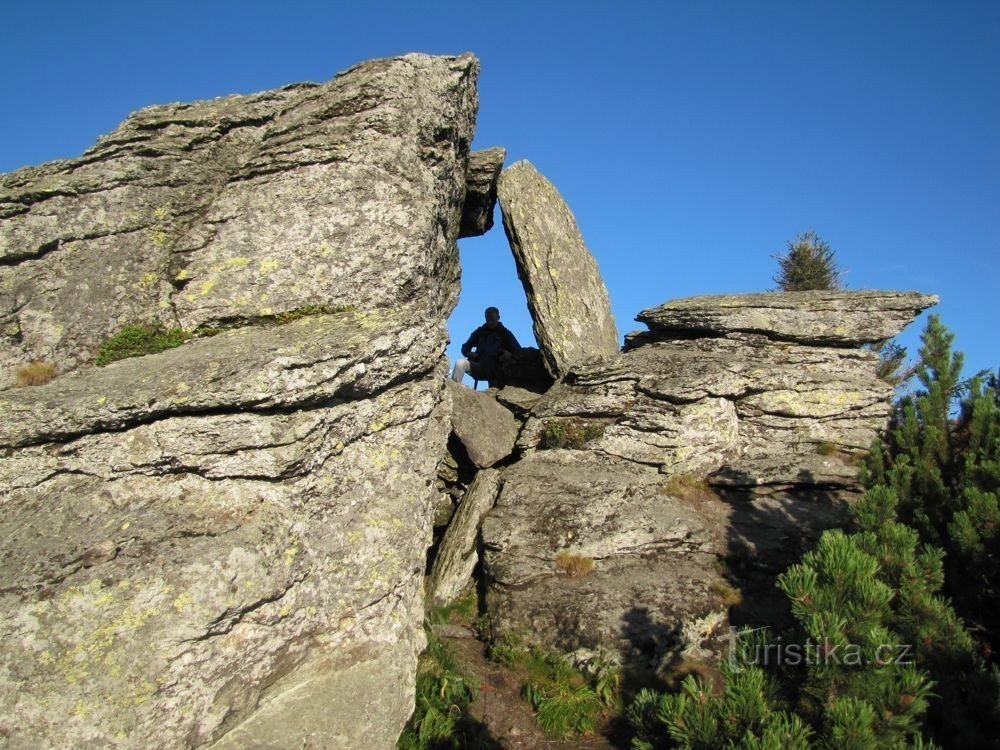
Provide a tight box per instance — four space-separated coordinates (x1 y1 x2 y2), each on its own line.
447 379 521 468
635 290 938 346
485 290 934 664
482 451 732 664
459 147 505 238
1 52 477 388
497 160 619 377
428 468 501 607
0 52 478 750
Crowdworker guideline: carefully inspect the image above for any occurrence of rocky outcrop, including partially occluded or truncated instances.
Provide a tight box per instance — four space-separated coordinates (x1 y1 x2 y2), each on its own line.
447 379 520 468
634 290 938 346
1 52 478 388
459 147 506 238
0 53 479 749
483 290 933 671
497 160 619 378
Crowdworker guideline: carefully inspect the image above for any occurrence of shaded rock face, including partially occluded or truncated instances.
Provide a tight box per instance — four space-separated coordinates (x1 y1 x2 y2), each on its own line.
483 290 933 671
458 147 506 238
497 160 619 378
0 53 479 750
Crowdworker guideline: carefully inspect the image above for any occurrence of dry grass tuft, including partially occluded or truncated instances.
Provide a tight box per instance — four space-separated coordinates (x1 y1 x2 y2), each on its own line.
554 552 595 578
15 360 57 387
815 440 839 456
709 580 743 607
660 473 715 500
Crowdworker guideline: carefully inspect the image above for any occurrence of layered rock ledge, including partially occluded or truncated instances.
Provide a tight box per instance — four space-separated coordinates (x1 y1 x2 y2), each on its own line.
482 289 934 671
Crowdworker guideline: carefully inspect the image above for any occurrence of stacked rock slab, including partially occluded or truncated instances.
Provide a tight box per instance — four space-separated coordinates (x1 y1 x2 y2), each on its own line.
483 290 936 669
0 54 478 749
497 160 619 378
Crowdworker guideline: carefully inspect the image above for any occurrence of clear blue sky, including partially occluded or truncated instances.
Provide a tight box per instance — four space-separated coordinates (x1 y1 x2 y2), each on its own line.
3 1 996 379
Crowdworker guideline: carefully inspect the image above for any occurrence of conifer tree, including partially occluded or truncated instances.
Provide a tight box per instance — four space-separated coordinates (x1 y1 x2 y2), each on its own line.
773 230 843 291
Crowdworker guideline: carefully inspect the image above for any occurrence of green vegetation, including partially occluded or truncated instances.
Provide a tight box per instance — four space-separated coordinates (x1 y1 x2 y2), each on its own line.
815 441 839 456
626 315 1000 748
398 628 488 750
95 323 190 366
773 230 843 292
14 359 57 386
538 419 607 450
488 632 620 737
96 306 357 366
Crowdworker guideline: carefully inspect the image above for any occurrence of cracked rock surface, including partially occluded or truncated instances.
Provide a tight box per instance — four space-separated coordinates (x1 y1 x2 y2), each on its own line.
0 52 478 749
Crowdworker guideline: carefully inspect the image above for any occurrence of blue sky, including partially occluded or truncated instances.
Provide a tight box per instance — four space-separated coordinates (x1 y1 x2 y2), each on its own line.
2 1 996 379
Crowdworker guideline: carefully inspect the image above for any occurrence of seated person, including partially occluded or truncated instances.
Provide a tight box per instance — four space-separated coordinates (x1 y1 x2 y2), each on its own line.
451 306 521 386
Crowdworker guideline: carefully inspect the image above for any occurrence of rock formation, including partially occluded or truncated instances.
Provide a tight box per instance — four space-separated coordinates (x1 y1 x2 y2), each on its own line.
481 290 936 671
497 160 619 378
0 46 939 749
0 53 479 749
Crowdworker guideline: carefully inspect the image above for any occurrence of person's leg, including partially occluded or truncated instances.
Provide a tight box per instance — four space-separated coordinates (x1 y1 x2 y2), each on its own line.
451 358 471 382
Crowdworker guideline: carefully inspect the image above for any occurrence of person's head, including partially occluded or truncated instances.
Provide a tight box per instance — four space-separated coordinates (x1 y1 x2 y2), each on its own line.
484 306 500 329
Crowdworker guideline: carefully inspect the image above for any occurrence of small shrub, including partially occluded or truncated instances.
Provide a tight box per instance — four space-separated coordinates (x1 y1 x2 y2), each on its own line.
427 590 477 626
554 551 594 578
96 323 189 366
660 473 714 500
14 360 57 387
487 633 619 737
538 419 606 450
398 628 486 749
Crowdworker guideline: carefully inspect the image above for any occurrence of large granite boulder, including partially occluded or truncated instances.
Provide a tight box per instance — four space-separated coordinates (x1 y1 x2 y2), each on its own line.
482 451 733 669
484 290 934 667
1 52 478 387
497 160 619 378
0 53 479 749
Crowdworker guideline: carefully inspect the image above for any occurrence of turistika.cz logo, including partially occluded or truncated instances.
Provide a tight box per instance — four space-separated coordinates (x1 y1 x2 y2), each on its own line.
728 627 914 669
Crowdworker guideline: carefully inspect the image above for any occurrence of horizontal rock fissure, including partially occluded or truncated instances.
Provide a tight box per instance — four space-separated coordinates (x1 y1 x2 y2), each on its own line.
2 359 439 451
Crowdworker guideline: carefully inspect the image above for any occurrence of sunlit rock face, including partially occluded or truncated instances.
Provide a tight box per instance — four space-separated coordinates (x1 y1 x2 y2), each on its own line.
0 52 479 749
497 159 620 379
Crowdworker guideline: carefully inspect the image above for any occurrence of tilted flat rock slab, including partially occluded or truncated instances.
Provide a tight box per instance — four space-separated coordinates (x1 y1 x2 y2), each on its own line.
0 308 441 449
446 379 520 468
0 53 477 386
497 160 619 377
428 468 501 607
636 290 938 345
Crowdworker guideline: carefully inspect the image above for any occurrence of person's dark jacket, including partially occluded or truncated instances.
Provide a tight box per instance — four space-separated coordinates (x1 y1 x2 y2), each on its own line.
461 323 521 380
